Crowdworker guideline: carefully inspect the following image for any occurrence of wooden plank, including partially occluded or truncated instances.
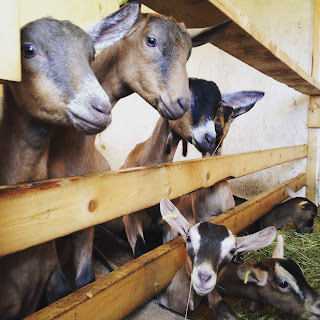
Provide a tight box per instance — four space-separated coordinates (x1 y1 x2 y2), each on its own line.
0 145 307 257
26 173 306 320
19 0 119 29
308 96 320 128
306 0 320 204
142 0 320 96
0 0 21 81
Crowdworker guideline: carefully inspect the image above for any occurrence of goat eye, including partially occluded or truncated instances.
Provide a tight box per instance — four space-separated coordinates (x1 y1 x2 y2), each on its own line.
279 281 289 289
230 248 236 255
146 37 158 47
22 44 37 58
186 235 191 243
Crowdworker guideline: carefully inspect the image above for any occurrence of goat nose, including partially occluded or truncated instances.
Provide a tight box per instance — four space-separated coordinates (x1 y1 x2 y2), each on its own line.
92 103 110 115
178 98 190 113
205 132 215 145
198 271 212 283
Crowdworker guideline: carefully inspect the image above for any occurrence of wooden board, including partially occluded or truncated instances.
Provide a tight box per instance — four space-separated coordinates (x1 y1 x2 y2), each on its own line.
306 0 320 204
0 0 20 81
0 145 307 257
0 0 119 81
25 173 306 320
142 0 320 96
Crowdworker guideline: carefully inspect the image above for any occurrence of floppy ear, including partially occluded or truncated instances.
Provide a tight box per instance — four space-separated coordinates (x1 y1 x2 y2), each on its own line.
235 227 276 253
272 235 284 259
285 185 298 199
221 91 264 118
86 1 140 50
237 264 268 287
188 20 232 48
160 198 192 239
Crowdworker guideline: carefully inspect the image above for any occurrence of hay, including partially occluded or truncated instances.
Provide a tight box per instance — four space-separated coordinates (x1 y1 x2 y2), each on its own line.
232 215 320 319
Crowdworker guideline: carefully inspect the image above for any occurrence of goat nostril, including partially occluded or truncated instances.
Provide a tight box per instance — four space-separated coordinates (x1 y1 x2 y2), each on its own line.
198 272 212 283
205 133 215 144
92 104 110 115
178 98 189 112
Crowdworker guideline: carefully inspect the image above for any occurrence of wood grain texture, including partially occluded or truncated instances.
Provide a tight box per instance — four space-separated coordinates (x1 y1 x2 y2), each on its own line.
0 145 307 257
306 0 320 203
142 0 320 95
25 173 306 320
0 0 20 81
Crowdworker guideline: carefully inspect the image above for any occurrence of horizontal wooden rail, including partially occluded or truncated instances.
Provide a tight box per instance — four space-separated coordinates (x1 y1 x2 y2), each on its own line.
142 0 320 95
26 173 306 320
0 145 306 257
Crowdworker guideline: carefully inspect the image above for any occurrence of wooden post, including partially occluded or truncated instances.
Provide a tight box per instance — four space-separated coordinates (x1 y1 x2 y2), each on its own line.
307 0 320 204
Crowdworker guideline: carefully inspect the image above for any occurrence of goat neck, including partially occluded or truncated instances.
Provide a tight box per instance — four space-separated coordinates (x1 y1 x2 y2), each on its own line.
122 117 181 168
0 86 52 185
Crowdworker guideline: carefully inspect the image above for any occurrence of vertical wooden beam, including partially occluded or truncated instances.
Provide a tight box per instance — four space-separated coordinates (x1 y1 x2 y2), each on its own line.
307 0 320 204
0 0 20 81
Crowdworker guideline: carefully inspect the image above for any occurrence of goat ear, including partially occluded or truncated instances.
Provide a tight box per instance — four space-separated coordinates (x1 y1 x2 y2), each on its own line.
188 20 231 48
237 264 268 287
285 185 298 198
221 91 264 118
160 198 192 238
235 226 276 253
86 2 140 50
272 235 284 259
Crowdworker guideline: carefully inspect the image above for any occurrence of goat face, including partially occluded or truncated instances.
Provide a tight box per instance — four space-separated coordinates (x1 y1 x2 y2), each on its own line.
169 79 222 155
12 3 139 134
160 198 276 298
104 17 231 120
291 198 317 234
186 223 236 295
238 258 320 319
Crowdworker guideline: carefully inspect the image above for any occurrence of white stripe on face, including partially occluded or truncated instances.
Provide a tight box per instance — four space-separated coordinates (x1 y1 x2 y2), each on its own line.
192 119 216 144
188 224 201 257
219 230 236 265
275 262 303 299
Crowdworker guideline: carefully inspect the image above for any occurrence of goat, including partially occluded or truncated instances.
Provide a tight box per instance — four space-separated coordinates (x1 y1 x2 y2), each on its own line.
0 5 141 318
116 78 264 254
166 91 264 243
217 235 320 319
152 198 277 319
48 3 232 290
238 186 318 234
92 199 276 319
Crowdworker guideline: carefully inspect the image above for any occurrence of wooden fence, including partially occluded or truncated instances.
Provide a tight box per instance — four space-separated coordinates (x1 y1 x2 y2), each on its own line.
0 0 319 319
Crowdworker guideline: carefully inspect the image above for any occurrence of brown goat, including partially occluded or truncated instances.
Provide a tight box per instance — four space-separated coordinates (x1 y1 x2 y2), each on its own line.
238 186 318 235
217 235 320 319
0 4 141 318
48 5 231 290
116 79 264 256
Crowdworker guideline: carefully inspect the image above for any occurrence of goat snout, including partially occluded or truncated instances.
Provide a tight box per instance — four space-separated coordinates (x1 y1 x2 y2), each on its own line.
178 97 190 113
192 264 217 296
198 271 212 283
158 95 190 120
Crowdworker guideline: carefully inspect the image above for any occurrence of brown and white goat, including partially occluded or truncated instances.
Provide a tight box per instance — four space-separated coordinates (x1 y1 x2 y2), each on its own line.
151 198 277 319
163 90 264 243
48 4 231 290
0 6 141 318
117 78 264 255
217 235 320 319
238 186 318 235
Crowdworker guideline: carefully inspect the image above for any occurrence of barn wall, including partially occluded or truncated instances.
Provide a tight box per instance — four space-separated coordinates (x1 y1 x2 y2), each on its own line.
96 0 313 199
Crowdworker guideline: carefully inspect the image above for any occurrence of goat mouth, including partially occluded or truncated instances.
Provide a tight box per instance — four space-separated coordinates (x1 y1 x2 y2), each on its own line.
158 96 185 120
192 138 214 155
193 285 213 296
68 110 111 135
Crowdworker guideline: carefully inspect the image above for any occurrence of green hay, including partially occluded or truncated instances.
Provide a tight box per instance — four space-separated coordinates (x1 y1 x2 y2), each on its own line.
232 215 320 320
